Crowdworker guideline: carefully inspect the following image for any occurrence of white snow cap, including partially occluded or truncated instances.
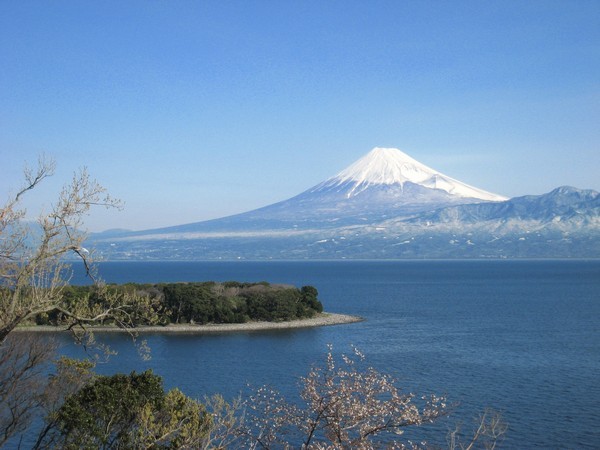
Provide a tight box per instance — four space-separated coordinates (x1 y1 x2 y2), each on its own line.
330 147 507 201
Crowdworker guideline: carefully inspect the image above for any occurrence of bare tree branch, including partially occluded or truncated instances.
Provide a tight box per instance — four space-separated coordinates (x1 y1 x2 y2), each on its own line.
0 156 150 444
0 335 57 446
0 159 126 343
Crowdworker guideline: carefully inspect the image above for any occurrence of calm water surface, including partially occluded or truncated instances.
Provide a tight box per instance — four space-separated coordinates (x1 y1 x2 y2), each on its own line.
58 260 599 449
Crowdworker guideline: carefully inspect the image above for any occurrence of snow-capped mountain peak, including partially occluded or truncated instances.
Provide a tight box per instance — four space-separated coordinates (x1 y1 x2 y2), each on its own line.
335 147 439 186
319 147 507 201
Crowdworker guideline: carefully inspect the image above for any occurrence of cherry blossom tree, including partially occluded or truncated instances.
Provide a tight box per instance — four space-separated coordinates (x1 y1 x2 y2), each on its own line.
243 346 450 449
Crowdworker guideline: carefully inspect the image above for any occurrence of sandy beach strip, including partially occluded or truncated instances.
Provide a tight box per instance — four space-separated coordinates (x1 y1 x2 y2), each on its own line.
14 313 363 334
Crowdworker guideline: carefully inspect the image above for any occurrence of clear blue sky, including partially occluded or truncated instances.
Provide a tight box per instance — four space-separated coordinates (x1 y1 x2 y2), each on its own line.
1 1 599 231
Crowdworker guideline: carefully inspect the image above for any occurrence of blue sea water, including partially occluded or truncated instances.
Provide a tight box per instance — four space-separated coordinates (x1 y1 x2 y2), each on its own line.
55 260 600 448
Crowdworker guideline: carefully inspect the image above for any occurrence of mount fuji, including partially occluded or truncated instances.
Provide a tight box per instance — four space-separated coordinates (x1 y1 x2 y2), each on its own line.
90 148 599 260
116 147 507 234
255 147 507 229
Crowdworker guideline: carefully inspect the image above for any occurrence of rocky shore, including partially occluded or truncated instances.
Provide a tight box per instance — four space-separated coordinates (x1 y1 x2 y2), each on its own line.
15 313 363 334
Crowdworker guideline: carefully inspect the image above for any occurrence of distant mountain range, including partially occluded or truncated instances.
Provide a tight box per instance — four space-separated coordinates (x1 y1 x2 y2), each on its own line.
89 148 600 260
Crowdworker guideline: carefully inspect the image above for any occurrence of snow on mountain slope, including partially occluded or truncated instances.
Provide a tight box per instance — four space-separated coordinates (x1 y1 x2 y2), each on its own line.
405 185 600 225
313 147 507 201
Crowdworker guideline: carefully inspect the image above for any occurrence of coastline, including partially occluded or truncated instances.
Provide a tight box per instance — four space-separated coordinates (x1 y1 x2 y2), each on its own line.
14 312 363 334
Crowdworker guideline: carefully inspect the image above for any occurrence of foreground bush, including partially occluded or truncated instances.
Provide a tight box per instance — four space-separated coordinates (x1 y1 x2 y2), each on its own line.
37 370 212 449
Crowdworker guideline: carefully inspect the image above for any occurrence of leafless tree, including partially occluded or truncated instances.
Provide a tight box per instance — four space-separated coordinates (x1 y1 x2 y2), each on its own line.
200 394 246 449
0 155 121 341
0 335 56 447
0 156 166 340
0 156 159 445
447 408 507 450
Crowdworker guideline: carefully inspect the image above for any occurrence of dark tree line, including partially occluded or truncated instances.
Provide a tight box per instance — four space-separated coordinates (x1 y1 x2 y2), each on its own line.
34 281 323 326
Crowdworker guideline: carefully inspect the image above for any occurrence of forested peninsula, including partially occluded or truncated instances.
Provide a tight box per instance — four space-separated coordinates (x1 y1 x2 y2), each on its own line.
27 281 336 329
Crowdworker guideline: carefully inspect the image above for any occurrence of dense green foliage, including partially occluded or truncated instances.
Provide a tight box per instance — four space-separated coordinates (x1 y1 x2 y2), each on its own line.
35 282 323 326
40 370 211 449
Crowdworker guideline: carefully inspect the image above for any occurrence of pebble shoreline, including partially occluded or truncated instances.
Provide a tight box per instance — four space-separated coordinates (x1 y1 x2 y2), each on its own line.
15 313 363 334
